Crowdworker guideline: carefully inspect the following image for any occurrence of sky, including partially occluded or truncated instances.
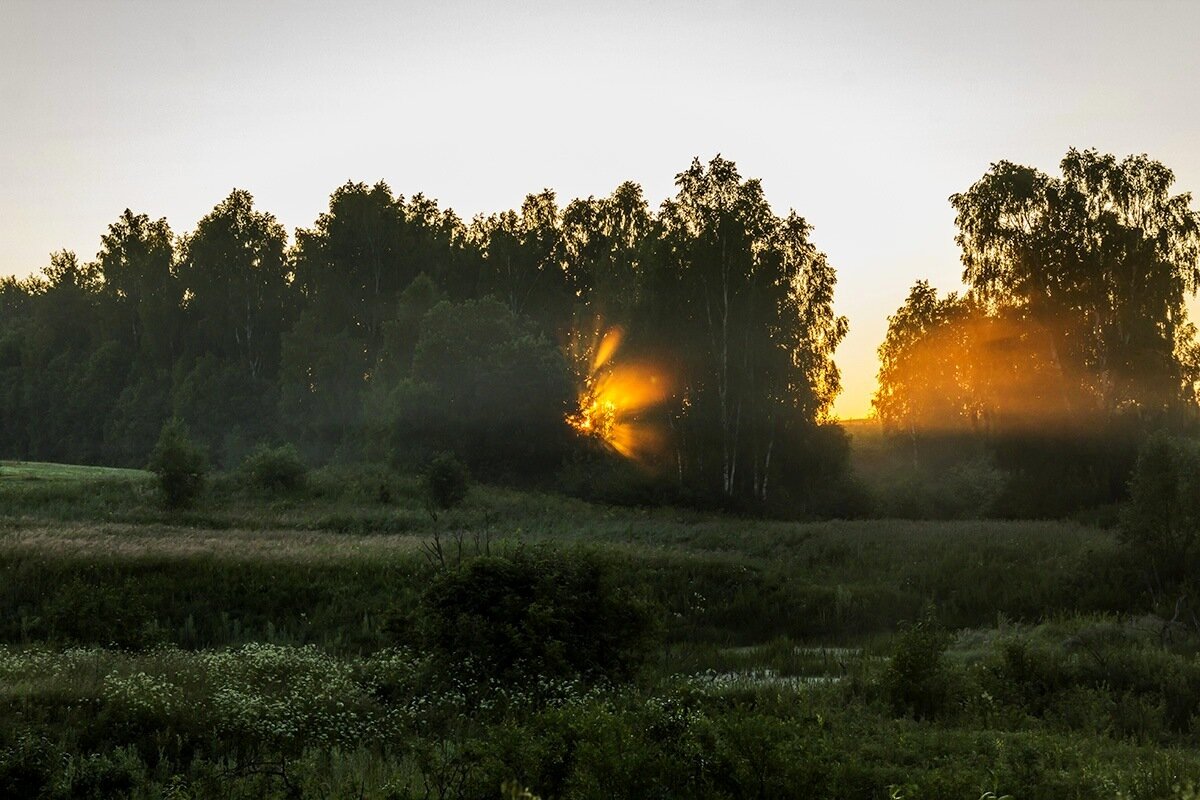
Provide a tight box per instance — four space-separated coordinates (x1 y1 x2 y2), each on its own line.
3 0 1200 418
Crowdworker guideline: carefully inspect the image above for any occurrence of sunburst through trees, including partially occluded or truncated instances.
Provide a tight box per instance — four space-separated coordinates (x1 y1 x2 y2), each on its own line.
566 326 668 462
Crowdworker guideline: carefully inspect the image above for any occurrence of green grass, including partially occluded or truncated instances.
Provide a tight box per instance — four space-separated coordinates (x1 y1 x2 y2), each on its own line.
0 460 1125 653
0 460 151 482
0 458 1175 799
0 512 1120 651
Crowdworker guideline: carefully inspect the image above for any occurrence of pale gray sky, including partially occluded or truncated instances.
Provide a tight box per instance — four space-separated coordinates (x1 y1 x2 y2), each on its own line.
3 0 1199 417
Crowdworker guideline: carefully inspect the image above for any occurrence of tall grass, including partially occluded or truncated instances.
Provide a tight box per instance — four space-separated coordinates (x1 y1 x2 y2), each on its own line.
0 460 1172 799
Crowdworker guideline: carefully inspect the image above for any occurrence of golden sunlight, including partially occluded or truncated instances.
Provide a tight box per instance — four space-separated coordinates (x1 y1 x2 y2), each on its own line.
567 326 669 461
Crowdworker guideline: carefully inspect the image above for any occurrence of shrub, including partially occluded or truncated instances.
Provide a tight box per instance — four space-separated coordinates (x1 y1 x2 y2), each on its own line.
146 418 207 509
240 443 308 492
1120 432 1200 600
309 462 415 505
884 607 953 720
65 747 143 799
983 638 1070 715
0 733 56 800
423 452 470 514
417 547 656 687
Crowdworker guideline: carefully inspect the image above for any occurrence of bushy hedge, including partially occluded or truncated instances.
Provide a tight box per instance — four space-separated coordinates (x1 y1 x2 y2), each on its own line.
146 418 206 509
422 452 470 513
416 547 657 688
240 443 309 492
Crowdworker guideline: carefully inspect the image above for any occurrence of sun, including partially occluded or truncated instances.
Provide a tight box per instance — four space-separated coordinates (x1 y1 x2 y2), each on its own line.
566 326 668 461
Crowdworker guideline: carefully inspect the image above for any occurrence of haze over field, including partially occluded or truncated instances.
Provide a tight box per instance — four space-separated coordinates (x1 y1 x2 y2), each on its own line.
6 0 1200 417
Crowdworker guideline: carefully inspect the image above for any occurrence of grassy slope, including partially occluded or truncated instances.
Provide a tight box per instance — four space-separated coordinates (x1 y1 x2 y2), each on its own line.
0 460 150 482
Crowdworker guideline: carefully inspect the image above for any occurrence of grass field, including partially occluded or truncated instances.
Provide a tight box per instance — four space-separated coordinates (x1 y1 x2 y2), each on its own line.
0 460 150 482
0 460 1195 799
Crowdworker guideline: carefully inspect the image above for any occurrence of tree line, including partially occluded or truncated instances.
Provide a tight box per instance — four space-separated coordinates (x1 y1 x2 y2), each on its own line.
875 148 1200 516
0 156 848 510
6 148 1198 517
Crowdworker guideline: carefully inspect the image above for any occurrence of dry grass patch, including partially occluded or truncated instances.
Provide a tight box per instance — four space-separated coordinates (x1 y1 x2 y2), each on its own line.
0 522 428 563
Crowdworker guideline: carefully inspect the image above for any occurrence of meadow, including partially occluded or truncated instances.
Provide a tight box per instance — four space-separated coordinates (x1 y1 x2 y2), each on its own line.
3 458 1199 799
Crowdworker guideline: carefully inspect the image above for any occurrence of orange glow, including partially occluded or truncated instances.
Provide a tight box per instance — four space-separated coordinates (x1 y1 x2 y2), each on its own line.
592 328 622 373
567 326 669 461
873 304 1158 437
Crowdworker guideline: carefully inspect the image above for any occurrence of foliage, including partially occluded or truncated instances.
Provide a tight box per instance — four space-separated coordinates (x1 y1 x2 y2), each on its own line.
3 638 1200 798
240 443 309 492
382 298 572 477
0 465 1124 651
0 156 856 515
873 149 1200 516
884 607 954 720
0 468 1197 798
422 452 470 513
964 617 1200 744
1120 432 1200 600
0 733 56 799
146 418 206 509
417 547 656 687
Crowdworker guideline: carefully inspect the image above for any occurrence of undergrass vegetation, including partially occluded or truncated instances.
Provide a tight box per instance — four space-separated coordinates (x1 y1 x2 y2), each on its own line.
0 459 1193 798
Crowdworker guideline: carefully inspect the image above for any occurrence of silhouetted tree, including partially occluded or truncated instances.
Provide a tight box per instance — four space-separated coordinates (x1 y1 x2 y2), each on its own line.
652 156 847 501
96 209 180 369
951 148 1200 422
472 190 572 334
177 190 290 382
876 148 1200 515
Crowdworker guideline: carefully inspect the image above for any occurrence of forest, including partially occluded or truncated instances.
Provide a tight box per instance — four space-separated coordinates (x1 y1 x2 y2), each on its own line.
0 155 848 513
7 150 1199 521
5 149 1200 798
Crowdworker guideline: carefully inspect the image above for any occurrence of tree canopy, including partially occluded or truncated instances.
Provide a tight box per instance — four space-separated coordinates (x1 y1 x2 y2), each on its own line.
876 148 1200 515
0 156 848 509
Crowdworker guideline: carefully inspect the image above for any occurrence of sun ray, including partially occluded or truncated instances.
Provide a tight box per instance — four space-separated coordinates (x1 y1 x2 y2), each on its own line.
567 326 669 462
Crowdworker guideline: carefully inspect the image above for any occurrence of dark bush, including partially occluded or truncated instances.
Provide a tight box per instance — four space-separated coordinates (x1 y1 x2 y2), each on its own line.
240 443 308 492
146 418 206 509
423 452 470 513
309 462 415 505
1119 431 1200 601
982 638 1071 716
0 733 56 800
417 546 656 687
65 748 142 800
884 607 953 720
